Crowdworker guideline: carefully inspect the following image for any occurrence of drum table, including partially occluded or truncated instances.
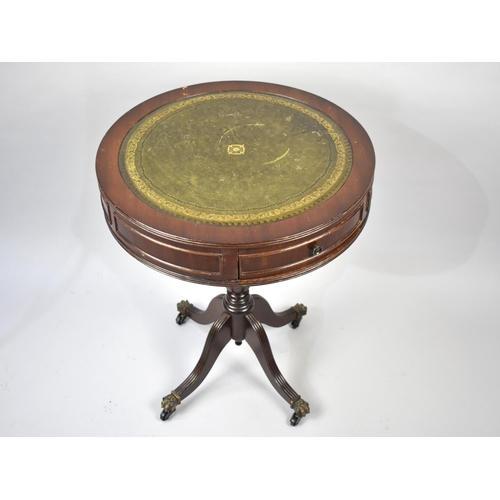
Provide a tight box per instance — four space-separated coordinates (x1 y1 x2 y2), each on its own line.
96 81 375 426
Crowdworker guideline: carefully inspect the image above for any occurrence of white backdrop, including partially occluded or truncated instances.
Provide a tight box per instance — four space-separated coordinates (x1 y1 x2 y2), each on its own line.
1 63 499 437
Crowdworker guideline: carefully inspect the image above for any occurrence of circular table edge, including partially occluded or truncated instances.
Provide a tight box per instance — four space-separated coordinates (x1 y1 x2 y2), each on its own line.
96 81 375 285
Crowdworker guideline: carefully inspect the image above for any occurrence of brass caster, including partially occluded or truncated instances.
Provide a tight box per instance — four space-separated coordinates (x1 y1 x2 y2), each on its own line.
290 397 310 426
290 303 307 329
161 391 181 421
176 300 192 325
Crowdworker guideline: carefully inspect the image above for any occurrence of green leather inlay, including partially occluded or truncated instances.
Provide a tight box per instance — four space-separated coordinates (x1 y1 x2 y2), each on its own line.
119 92 352 226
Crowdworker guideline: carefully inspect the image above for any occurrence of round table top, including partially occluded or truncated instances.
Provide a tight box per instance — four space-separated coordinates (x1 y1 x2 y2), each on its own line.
118 90 353 226
96 81 375 285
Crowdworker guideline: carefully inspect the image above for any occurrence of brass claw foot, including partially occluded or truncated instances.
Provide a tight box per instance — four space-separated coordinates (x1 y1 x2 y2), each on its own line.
290 397 310 426
290 303 307 329
165 289 310 426
160 391 181 421
176 300 192 325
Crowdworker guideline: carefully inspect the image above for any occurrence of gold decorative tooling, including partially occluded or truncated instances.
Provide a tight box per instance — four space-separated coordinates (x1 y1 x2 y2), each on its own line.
119 92 353 226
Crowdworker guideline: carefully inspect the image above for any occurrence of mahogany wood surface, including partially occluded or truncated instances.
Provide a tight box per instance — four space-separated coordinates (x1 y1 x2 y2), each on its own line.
96 81 375 286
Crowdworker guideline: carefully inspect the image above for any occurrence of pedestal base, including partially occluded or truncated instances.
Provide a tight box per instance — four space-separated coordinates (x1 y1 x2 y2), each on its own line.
161 287 310 426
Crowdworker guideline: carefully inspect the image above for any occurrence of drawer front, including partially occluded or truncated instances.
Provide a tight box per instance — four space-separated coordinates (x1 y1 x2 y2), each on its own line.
238 202 365 280
114 213 220 274
100 187 371 285
104 206 237 283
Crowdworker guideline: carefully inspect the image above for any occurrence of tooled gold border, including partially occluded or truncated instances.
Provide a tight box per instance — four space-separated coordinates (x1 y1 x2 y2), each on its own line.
122 92 352 226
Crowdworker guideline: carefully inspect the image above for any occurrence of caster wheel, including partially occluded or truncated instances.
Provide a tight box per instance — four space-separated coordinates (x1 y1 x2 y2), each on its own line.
160 409 172 421
290 318 301 329
176 313 187 325
235 341 242 346
290 413 302 426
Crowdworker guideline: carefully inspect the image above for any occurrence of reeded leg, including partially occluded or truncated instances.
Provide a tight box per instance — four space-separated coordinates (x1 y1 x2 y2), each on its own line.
163 288 310 425
161 312 231 420
244 312 310 425
252 295 307 329
176 294 225 325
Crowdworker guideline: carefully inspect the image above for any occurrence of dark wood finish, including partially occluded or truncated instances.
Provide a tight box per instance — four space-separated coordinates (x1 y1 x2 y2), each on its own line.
162 288 310 424
96 81 375 287
177 294 225 325
172 313 232 400
252 295 304 328
245 312 301 403
96 82 375 425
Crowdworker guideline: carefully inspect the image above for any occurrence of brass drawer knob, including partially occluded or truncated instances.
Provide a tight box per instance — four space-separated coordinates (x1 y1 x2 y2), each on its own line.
312 245 323 256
